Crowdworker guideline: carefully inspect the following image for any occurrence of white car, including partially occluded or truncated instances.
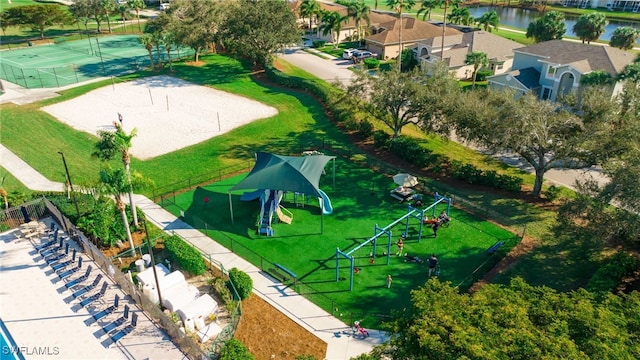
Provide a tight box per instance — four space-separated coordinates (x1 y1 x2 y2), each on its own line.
342 48 358 60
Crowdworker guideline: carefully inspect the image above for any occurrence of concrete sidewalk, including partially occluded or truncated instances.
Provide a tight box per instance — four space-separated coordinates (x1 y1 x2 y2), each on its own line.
134 195 385 359
0 144 383 359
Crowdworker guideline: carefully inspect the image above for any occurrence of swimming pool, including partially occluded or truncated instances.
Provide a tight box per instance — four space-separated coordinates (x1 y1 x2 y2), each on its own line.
0 318 25 360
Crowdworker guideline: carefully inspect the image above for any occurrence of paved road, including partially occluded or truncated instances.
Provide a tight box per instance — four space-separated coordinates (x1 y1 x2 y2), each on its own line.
280 47 356 86
280 47 610 191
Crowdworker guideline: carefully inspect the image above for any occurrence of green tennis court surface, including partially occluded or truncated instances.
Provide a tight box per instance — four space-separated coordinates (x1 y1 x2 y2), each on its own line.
0 35 194 89
161 156 518 326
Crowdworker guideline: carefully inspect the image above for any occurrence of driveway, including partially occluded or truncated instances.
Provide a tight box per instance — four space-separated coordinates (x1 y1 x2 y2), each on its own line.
278 47 610 192
279 47 356 86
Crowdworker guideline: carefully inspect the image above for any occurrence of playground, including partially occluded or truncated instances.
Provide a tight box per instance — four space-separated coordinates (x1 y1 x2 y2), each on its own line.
161 154 517 326
0 35 194 88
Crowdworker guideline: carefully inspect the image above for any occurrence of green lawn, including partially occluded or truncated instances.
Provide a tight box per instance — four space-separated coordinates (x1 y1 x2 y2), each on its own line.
1 49 596 317
162 156 516 326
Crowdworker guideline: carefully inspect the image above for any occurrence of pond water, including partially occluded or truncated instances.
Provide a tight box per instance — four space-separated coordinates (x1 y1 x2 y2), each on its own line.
466 5 640 44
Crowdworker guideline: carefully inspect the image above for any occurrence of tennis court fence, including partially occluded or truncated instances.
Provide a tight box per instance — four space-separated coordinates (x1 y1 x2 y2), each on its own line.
1 41 195 89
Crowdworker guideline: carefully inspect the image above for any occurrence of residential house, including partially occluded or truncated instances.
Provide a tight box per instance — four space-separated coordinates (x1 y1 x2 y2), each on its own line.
365 17 461 60
415 30 524 79
561 0 639 12
487 40 635 100
311 2 397 46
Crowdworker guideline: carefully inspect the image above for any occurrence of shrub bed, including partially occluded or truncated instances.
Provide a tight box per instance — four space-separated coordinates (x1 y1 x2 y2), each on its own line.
164 235 206 275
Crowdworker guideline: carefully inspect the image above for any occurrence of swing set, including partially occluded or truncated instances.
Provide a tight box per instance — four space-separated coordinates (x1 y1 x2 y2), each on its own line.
335 193 451 291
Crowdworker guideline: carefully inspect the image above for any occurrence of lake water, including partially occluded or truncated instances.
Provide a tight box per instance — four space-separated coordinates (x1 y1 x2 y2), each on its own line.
467 5 640 44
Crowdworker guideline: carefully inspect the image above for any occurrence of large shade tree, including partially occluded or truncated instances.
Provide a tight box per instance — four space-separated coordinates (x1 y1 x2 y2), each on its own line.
3 4 73 39
572 12 608 44
373 278 640 359
93 125 141 227
220 0 301 68
344 64 458 138
345 67 423 137
526 11 566 43
168 0 224 62
454 89 588 197
70 0 107 33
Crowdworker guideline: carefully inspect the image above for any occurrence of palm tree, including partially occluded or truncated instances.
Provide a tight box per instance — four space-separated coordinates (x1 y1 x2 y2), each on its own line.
319 10 348 49
465 50 488 89
347 1 371 44
0 176 8 209
98 166 151 257
93 125 141 228
117 3 128 32
387 0 416 72
573 12 608 44
447 6 473 25
162 32 175 72
139 33 155 70
417 0 442 21
102 0 116 33
127 0 145 32
475 10 499 32
299 0 320 32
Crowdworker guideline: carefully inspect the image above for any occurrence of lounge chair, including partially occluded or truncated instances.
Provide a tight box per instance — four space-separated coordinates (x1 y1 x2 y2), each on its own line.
51 256 75 272
46 246 74 264
57 257 83 280
72 274 103 298
102 305 129 334
34 238 57 252
92 294 120 321
110 313 138 343
79 281 108 308
65 265 92 289
44 244 70 264
40 237 64 256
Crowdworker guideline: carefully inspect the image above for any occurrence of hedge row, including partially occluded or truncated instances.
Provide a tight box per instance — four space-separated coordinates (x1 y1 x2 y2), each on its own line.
450 161 523 192
164 235 206 275
265 64 523 193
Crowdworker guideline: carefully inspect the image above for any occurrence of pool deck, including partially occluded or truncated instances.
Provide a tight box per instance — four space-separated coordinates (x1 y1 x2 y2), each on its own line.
0 221 188 360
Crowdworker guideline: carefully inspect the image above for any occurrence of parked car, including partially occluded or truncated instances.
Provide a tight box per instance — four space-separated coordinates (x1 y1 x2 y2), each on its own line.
342 48 358 60
352 51 378 63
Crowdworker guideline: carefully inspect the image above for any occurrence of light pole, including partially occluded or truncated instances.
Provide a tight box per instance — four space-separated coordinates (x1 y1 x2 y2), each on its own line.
143 218 163 308
398 0 403 72
58 151 80 218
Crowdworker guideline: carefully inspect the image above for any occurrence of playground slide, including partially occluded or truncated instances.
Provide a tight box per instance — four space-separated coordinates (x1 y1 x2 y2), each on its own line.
258 191 274 236
241 189 264 201
276 206 293 224
318 189 333 215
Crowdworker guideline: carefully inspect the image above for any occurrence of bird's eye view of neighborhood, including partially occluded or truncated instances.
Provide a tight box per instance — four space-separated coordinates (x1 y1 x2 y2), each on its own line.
1 0 639 359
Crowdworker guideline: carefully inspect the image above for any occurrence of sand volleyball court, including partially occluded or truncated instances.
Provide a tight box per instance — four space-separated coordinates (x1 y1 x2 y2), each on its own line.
43 76 278 159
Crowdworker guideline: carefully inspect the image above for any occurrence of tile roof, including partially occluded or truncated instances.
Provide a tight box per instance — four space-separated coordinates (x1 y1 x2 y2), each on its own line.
366 17 461 45
316 3 398 30
514 40 634 75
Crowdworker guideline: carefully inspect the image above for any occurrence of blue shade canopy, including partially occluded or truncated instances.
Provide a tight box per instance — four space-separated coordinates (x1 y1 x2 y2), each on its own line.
230 152 335 197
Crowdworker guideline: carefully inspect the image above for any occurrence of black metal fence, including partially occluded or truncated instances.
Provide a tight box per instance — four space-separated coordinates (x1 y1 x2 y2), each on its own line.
2 197 241 359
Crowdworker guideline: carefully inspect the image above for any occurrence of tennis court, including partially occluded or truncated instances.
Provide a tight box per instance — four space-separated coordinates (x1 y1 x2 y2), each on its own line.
0 35 194 89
